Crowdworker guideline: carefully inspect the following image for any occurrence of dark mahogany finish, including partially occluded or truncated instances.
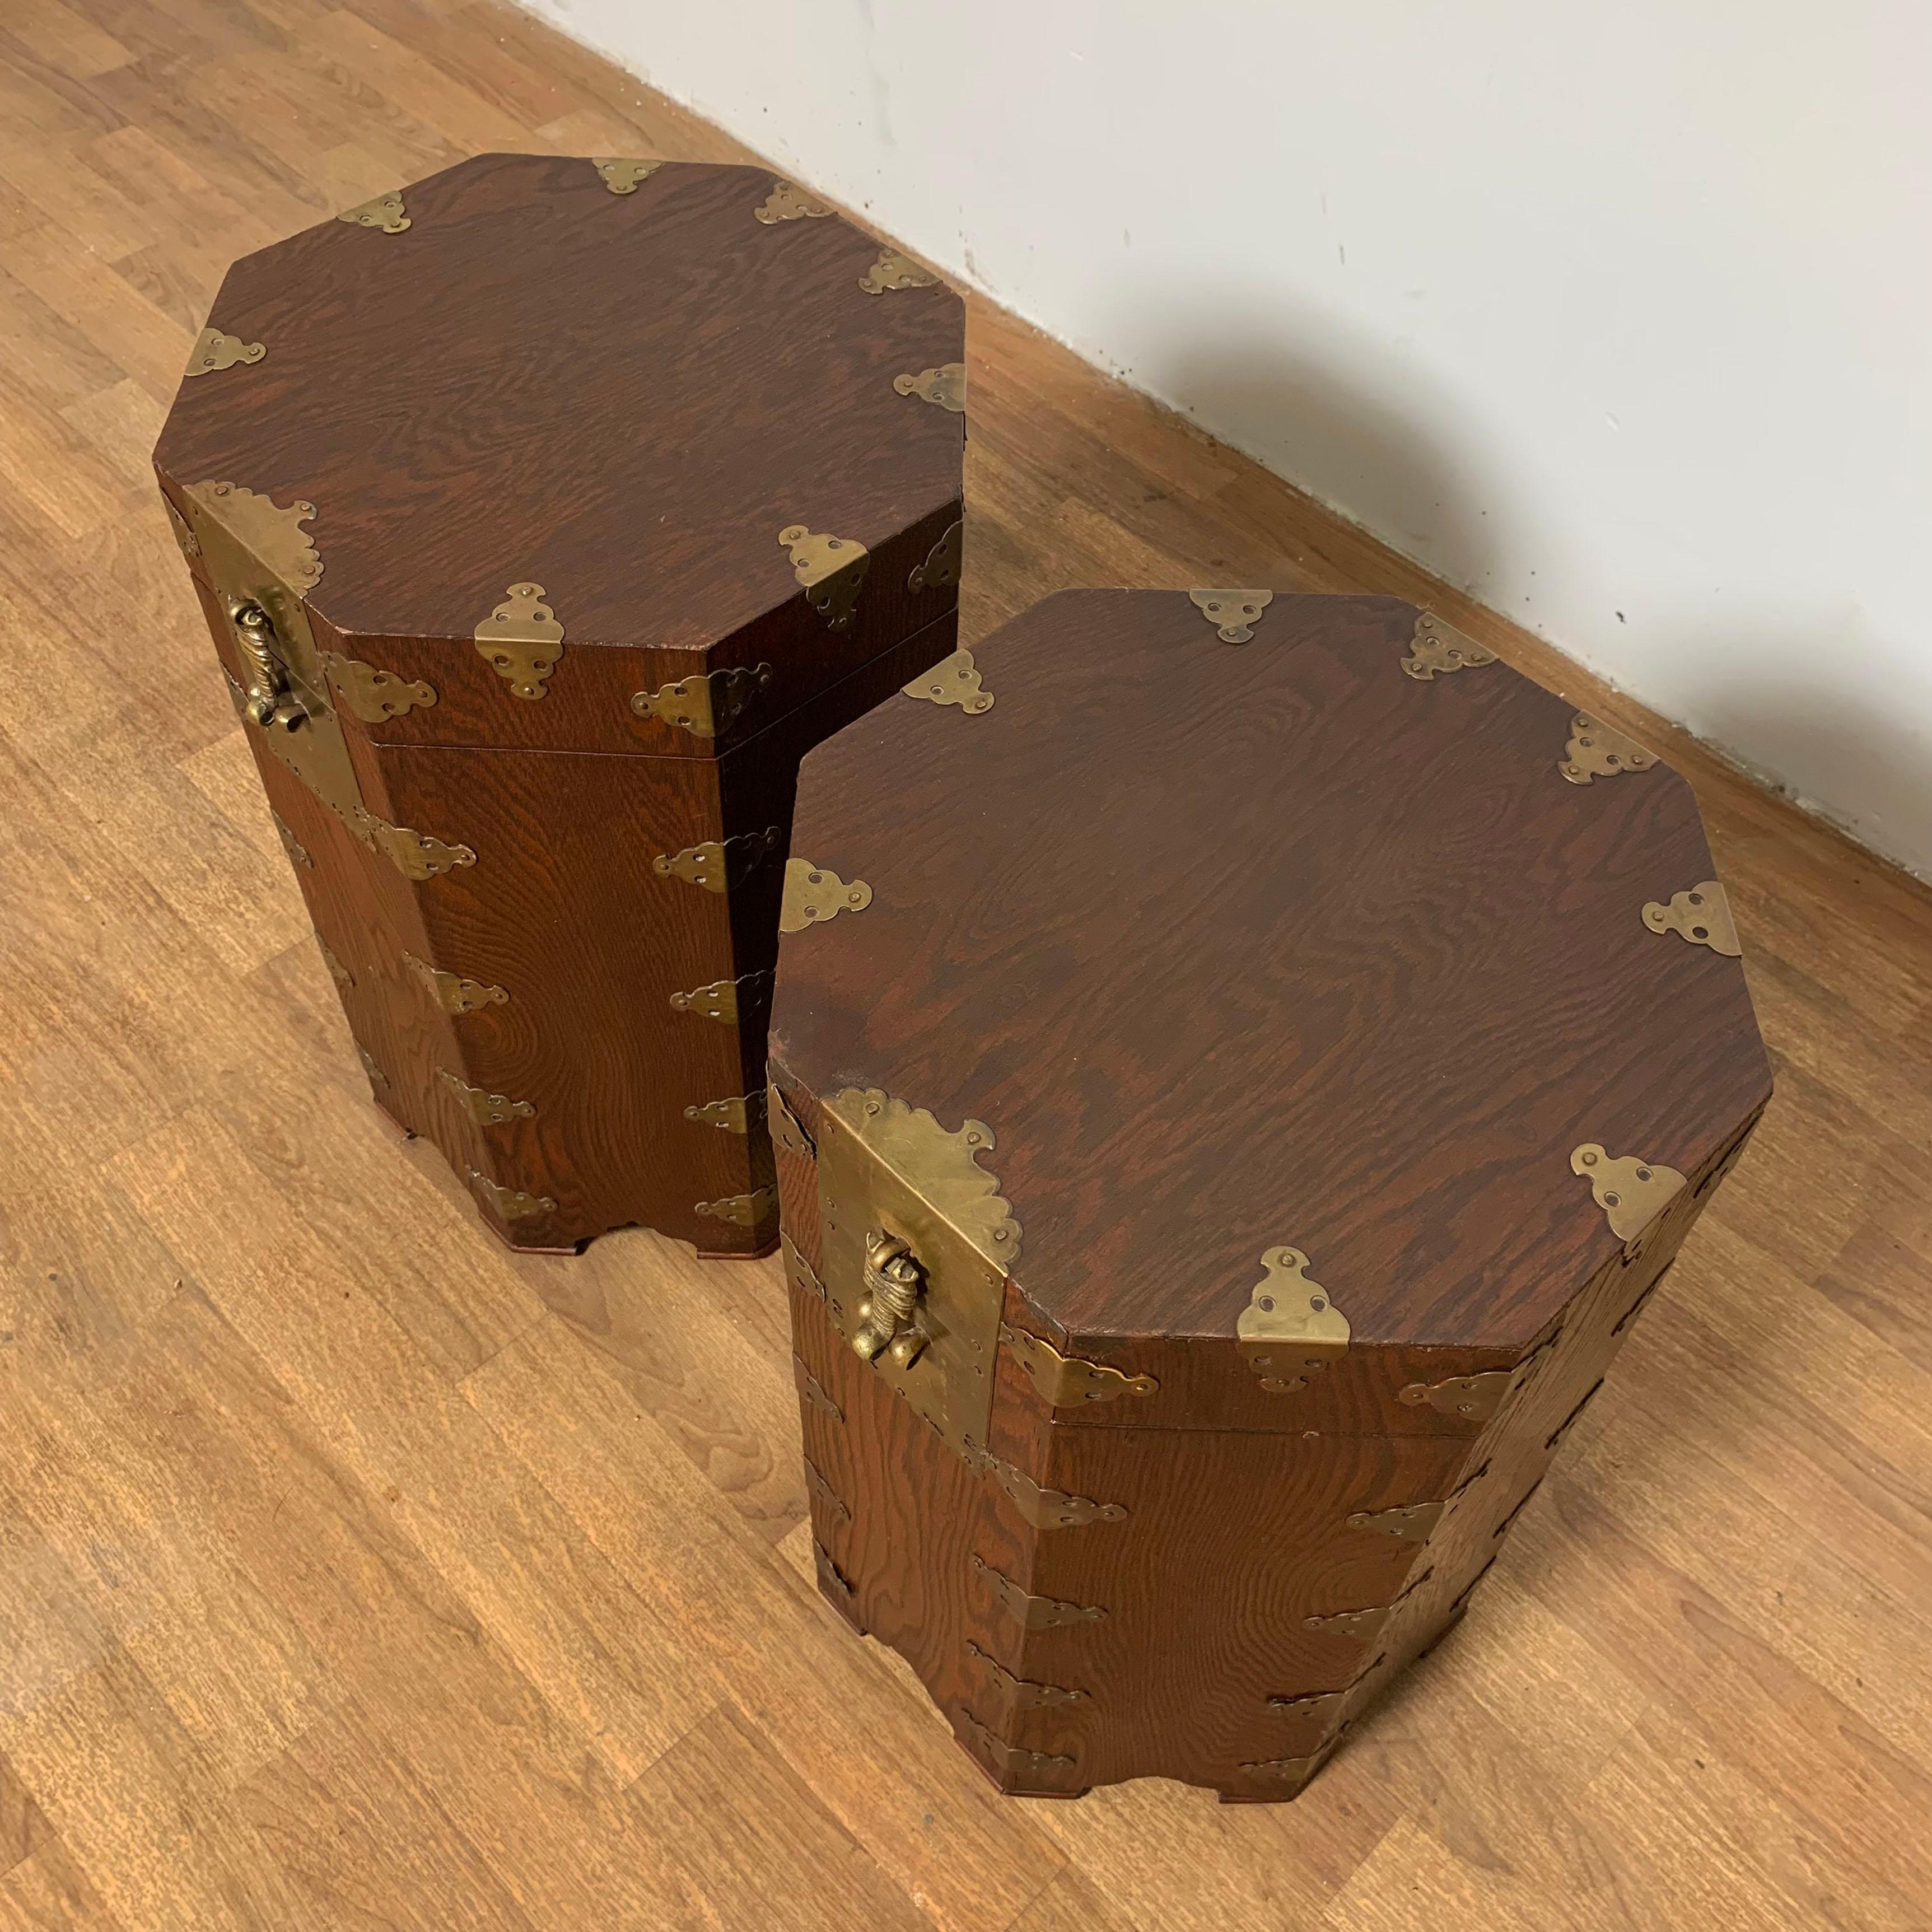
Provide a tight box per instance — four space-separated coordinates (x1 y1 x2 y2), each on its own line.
154 153 965 1252
770 590 1770 1799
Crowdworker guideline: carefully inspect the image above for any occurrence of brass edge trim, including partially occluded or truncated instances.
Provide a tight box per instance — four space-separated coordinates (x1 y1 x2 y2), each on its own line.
769 1084 815 1159
958 1707 1075 1774
270 811 311 867
965 1641 1087 1707
1188 588 1272 643
792 1354 843 1420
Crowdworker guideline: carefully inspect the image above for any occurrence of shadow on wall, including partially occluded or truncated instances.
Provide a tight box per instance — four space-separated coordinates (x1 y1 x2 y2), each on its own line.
1121 301 1930 879
1123 297 1530 605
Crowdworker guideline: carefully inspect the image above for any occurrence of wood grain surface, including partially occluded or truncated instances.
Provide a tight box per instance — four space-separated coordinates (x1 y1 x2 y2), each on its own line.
773 590 1770 1352
4 2 1932 1926
153 147 964 1249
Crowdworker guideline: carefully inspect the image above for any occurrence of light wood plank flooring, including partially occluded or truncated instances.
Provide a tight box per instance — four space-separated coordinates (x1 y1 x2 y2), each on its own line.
3 2 1930 1926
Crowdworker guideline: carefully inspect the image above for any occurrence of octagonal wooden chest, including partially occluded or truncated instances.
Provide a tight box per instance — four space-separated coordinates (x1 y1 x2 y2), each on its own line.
768 589 1771 1801
153 153 965 1254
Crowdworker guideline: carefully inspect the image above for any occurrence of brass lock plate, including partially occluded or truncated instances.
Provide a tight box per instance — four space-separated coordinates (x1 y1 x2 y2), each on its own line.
816 1086 1020 1462
182 482 366 824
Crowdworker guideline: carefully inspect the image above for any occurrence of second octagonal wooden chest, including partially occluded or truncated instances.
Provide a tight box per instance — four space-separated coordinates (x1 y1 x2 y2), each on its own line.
153 153 965 1255
768 589 1770 1801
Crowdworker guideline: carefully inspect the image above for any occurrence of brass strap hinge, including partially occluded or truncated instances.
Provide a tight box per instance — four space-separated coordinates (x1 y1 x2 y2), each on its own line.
1345 1500 1445 1544
966 1641 1088 1708
326 654 436 720
631 663 773 739
970 1553 1105 1629
814 1542 857 1612
802 1455 850 1524
781 1234 827 1302
684 1091 764 1135
999 1324 1156 1405
961 1441 1128 1530
669 971 773 1026
769 1085 815 1159
655 827 781 895
437 1069 534 1125
695 1188 775 1228
469 1170 554 1220
403 953 508 1014
958 1709 1074 1776
792 1355 843 1421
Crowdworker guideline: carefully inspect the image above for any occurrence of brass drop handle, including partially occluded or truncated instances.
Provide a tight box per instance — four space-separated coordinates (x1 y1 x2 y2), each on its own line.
852 1230 928 1369
232 601 307 731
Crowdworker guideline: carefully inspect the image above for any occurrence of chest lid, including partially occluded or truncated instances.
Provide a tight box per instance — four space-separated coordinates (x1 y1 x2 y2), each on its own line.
153 153 965 759
771 590 1770 1402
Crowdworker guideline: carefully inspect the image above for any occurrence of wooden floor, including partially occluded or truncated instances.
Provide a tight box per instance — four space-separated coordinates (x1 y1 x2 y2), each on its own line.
4 2 1931 1927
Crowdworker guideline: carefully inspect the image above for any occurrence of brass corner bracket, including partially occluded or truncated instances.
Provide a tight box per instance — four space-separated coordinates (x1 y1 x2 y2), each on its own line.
755 180 831 223
631 662 773 739
860 249 939 294
337 190 409 234
779 526 869 632
475 582 564 700
908 519 963 594
593 157 664 194
780 857 872 933
1571 1142 1686 1252
903 647 992 714
1401 611 1496 680
1189 589 1272 643
1237 1247 1350 1392
1642 881 1740 956
185 326 264 377
999 1324 1156 1405
893 363 965 413
1560 713 1658 785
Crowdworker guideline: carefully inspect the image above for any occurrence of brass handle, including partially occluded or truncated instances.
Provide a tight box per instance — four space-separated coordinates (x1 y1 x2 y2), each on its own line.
852 1231 928 1369
232 602 307 731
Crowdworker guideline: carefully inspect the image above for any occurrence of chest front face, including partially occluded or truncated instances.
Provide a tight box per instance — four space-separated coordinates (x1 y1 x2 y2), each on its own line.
768 590 1770 1799
154 155 966 1253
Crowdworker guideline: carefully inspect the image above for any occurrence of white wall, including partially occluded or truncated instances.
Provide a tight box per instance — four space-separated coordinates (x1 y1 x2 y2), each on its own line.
529 0 1932 878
